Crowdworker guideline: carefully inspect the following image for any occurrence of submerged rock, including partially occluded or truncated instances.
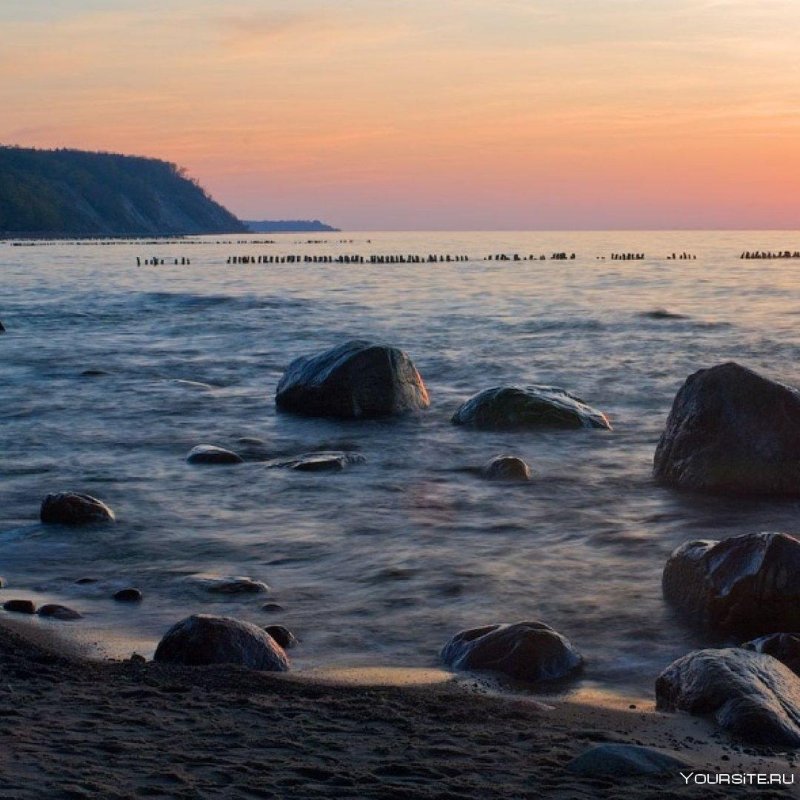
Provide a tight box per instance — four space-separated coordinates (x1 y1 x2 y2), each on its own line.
113 588 143 603
441 621 583 682
0 320 5 333
38 604 82 621
655 648 800 747
654 362 800 495
40 493 115 525
269 451 366 472
191 575 270 595
743 633 800 676
451 386 610 431
80 369 109 377
3 599 35 615
154 614 289 671
275 340 430 419
481 455 532 481
186 445 244 465
663 532 800 636
264 624 298 649
639 308 688 321
566 744 692 776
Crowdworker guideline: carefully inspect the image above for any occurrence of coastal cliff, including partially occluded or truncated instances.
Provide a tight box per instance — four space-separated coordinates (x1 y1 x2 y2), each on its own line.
0 146 246 237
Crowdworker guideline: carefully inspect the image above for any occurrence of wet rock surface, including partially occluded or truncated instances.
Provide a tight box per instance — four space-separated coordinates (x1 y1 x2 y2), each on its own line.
662 532 800 636
481 455 532 481
154 614 289 671
451 386 611 431
268 451 366 472
38 604 82 621
654 362 800 495
743 633 800 676
40 493 116 525
3 599 36 614
186 445 244 465
276 340 430 419
655 647 800 747
441 621 583 683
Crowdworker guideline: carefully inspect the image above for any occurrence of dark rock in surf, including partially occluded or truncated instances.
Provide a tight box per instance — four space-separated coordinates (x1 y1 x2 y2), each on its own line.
663 532 800 636
639 308 687 320
654 362 800 495
264 624 298 649
40 493 115 525
655 648 800 747
261 603 284 613
275 340 430 419
186 445 244 465
441 621 583 682
481 455 532 481
3 599 36 614
113 588 143 603
743 633 800 676
566 744 692 776
191 575 270 595
0 320 5 333
154 614 289 671
38 604 82 621
269 451 366 472
80 369 109 377
451 386 611 431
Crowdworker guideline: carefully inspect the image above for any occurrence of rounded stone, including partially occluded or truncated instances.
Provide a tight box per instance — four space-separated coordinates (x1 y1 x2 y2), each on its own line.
40 493 115 526
154 614 289 671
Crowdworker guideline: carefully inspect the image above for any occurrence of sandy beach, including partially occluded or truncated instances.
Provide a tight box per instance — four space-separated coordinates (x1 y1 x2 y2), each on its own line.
0 617 795 800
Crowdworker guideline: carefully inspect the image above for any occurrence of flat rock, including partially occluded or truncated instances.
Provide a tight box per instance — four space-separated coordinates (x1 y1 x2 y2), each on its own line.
662 532 800 635
441 621 583 682
566 744 692 776
191 575 270 595
40 493 115 525
743 633 800 676
3 599 36 614
481 455 532 481
654 362 800 495
275 340 430 419
451 386 611 431
154 614 289 671
268 451 366 472
38 604 82 620
186 445 244 465
655 648 800 747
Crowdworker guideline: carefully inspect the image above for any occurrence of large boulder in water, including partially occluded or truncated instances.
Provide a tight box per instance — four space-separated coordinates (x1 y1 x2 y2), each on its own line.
275 340 429 419
40 492 115 525
655 648 800 747
663 532 800 636
451 386 611 431
154 614 289 671
441 621 583 682
654 362 800 495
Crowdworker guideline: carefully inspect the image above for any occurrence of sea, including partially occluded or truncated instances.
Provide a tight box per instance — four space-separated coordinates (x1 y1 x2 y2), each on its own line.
3 230 800 692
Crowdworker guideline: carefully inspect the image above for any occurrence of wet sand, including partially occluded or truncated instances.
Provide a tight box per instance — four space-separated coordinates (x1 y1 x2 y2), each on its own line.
0 619 797 799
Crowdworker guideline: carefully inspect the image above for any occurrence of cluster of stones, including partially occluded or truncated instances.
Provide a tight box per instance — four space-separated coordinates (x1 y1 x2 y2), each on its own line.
19 332 800 751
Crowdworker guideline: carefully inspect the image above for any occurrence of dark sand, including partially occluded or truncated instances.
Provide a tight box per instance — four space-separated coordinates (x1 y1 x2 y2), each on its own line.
0 619 797 799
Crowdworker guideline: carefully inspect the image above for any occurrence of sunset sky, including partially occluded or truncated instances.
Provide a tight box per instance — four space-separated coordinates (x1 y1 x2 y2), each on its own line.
1 1 799 230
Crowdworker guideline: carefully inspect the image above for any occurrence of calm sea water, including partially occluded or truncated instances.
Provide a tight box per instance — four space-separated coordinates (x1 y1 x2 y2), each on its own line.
3 230 800 691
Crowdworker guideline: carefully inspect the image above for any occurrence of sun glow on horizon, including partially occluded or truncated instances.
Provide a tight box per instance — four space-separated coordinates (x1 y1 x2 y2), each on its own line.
1 0 799 229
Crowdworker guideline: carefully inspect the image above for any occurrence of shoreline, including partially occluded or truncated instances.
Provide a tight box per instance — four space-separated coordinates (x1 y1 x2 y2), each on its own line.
1 618 797 798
